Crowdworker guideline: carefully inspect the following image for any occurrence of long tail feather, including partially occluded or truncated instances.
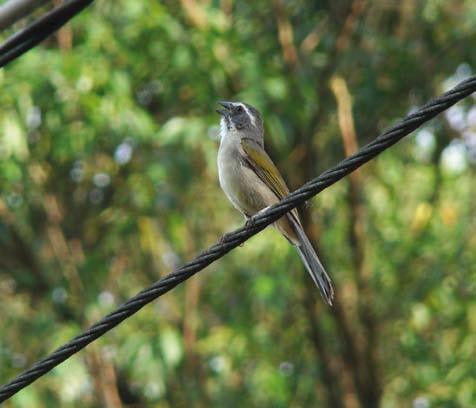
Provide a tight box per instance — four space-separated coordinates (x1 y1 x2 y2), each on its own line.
289 217 334 305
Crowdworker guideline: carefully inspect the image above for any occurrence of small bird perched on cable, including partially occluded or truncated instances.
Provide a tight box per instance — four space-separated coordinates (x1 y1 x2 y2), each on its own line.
216 101 334 305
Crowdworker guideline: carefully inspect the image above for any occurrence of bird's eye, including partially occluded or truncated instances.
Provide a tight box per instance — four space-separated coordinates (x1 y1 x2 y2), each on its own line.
236 106 243 112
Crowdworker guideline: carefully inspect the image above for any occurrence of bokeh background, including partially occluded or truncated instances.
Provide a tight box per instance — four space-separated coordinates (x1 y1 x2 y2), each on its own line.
1 1 476 407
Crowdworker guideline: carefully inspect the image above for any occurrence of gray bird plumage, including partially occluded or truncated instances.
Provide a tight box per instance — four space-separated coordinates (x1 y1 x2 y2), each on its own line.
216 101 334 305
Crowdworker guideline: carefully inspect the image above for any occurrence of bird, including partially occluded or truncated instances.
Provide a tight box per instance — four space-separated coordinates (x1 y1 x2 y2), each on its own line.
216 101 334 305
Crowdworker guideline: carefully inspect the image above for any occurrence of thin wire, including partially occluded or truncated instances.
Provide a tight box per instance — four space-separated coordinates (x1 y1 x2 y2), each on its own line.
0 0 93 68
1 75 475 402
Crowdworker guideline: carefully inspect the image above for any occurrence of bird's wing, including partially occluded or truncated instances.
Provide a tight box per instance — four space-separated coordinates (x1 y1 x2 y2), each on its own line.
241 138 333 305
240 138 299 220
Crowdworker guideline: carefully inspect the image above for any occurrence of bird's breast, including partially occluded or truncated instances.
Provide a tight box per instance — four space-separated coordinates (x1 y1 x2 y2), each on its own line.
217 139 277 217
217 142 246 213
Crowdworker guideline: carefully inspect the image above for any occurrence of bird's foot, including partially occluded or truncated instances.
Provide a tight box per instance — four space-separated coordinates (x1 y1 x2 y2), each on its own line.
218 232 230 246
244 206 271 228
244 217 255 228
219 231 246 248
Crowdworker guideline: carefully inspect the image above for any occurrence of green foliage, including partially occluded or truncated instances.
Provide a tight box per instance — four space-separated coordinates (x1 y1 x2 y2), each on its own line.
0 1 476 406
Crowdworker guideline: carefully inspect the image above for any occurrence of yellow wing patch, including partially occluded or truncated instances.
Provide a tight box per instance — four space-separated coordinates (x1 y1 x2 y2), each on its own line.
240 138 300 223
240 138 289 199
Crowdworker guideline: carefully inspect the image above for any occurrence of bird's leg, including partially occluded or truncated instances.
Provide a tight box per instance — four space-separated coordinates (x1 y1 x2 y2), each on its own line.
244 216 253 228
218 232 230 246
219 214 255 248
222 207 272 248
245 206 271 228
219 230 245 249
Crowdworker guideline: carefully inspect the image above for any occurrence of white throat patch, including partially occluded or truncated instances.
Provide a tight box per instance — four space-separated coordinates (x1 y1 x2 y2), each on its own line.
219 117 228 140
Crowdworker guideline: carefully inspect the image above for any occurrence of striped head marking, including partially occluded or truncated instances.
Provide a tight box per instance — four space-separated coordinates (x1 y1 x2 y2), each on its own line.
216 101 263 136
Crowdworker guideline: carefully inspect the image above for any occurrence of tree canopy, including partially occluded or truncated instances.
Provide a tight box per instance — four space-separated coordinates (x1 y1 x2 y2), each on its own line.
1 1 476 406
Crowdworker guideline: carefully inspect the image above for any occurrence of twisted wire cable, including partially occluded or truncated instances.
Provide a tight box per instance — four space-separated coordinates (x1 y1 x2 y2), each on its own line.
0 0 49 32
0 0 93 68
1 75 475 402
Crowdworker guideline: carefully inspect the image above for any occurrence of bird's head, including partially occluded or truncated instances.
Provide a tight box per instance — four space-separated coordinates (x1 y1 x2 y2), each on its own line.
216 101 264 143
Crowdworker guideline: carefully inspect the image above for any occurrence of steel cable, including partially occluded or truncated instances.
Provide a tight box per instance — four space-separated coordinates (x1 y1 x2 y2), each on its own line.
0 0 93 68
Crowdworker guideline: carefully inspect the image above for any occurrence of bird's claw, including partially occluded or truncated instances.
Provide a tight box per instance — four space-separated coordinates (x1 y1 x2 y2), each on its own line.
244 217 255 228
219 231 245 248
218 232 230 246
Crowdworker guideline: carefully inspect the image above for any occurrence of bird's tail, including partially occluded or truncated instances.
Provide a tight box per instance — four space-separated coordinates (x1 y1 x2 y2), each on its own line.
289 216 334 305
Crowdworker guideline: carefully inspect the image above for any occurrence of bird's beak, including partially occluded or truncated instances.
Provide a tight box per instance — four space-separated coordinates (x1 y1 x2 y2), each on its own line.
216 101 233 116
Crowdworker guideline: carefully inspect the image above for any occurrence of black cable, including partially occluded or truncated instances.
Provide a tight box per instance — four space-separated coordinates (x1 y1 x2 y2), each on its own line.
0 0 50 32
0 0 94 68
0 76 475 402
